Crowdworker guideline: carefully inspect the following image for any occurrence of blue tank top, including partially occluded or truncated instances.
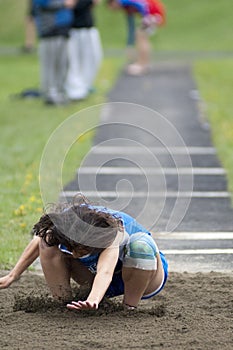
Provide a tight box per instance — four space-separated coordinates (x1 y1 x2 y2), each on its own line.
91 206 151 236
76 206 151 273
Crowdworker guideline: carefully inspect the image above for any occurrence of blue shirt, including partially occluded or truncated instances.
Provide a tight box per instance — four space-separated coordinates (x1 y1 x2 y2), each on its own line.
74 206 151 273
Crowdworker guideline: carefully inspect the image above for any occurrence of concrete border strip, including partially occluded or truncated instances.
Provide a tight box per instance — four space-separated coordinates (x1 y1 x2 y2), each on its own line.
152 232 233 240
77 167 225 175
163 249 233 255
61 191 230 198
91 146 216 155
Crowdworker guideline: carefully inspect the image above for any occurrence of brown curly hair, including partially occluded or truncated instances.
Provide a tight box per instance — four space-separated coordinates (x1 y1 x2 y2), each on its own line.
33 194 123 252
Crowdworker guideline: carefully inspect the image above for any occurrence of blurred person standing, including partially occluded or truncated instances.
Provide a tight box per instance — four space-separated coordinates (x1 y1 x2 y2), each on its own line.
125 11 136 63
33 0 76 105
65 0 103 101
108 0 166 75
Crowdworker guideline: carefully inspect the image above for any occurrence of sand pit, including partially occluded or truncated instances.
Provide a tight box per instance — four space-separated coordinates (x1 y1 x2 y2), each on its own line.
0 271 232 349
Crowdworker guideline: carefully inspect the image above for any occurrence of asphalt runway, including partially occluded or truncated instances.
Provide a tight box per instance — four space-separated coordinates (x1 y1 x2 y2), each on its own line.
63 61 233 273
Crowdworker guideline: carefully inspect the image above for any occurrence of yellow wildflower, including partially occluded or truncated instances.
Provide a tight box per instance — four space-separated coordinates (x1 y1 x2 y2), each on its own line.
29 195 36 202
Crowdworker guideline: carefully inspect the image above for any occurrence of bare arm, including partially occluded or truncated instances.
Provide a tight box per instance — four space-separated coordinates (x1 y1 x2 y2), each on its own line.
67 246 119 310
87 246 119 304
0 236 40 289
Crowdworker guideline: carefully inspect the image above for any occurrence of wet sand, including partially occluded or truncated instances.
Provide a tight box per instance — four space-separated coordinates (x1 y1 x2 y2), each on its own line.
0 271 232 350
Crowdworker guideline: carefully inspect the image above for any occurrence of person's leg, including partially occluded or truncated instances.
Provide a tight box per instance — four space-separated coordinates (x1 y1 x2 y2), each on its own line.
125 13 136 63
77 28 93 95
38 39 50 100
39 238 72 301
70 258 94 286
84 27 103 92
65 29 87 100
39 238 94 301
47 37 65 104
122 233 165 308
122 267 156 307
136 28 151 67
55 36 68 102
127 28 151 75
39 37 61 103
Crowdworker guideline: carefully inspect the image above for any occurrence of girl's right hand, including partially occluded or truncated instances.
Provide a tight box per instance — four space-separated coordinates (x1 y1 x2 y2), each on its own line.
67 300 98 311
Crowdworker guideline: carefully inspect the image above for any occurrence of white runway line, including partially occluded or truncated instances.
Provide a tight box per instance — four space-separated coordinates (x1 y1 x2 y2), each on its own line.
154 232 233 256
91 146 216 155
60 190 230 198
163 249 233 255
77 167 226 175
153 232 233 240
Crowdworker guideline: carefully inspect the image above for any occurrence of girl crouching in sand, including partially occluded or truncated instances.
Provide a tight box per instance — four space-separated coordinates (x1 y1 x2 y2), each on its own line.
0 195 168 310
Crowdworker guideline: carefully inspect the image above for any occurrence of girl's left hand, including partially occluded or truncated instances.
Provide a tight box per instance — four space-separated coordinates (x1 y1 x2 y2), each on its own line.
67 300 98 311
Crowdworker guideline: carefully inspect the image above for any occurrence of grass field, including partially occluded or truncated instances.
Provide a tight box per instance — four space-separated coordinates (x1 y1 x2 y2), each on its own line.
0 0 232 268
0 53 123 268
195 59 233 196
0 0 232 51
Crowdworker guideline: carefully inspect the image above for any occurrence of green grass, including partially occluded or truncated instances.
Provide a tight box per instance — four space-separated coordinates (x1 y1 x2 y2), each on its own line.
0 0 233 51
0 0 27 46
0 53 123 268
194 59 233 200
156 0 233 51
98 0 233 52
0 0 233 268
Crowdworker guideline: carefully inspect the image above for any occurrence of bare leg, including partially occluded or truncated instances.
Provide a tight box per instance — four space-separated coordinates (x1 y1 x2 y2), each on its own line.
136 29 151 67
122 267 155 307
127 29 151 75
126 45 136 63
39 239 94 302
122 254 164 308
39 239 73 301
70 259 94 286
